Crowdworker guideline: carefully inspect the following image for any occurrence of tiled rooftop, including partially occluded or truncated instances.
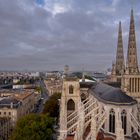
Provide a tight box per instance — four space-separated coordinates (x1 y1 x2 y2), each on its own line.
65 136 74 140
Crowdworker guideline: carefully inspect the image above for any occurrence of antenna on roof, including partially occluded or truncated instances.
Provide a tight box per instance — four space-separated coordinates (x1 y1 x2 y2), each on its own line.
82 64 85 82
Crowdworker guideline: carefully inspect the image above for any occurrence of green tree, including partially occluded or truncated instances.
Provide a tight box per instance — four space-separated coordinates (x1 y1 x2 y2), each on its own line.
43 93 61 118
10 114 54 140
35 86 42 93
85 75 94 81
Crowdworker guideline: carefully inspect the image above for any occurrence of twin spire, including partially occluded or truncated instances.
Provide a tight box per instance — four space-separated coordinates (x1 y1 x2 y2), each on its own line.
115 9 139 75
115 21 125 75
127 9 139 74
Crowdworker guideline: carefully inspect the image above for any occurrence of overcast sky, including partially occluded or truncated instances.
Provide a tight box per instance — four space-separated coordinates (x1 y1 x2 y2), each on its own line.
0 0 140 71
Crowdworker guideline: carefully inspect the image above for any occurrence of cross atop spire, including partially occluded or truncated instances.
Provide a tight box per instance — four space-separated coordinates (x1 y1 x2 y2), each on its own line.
115 21 125 75
127 9 139 74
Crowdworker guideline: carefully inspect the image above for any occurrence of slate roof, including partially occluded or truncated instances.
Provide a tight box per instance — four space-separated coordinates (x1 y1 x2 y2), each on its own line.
90 83 137 105
0 98 21 108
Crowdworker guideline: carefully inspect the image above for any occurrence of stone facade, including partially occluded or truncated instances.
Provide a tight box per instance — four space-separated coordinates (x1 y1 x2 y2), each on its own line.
0 117 12 140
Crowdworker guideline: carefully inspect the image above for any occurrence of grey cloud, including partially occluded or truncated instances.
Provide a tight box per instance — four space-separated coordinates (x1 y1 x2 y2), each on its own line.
0 0 140 71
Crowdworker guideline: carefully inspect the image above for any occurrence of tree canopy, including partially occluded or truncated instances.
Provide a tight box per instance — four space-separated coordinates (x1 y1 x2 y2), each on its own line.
42 93 61 118
35 86 42 93
10 114 54 140
85 75 94 81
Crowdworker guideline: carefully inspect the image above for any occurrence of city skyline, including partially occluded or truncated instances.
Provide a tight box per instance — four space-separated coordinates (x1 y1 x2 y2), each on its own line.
0 0 140 71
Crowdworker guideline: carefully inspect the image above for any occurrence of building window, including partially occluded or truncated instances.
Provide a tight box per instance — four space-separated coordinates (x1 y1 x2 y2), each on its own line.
69 85 74 94
4 112 6 115
102 123 105 129
9 112 11 115
121 110 127 134
109 109 115 133
67 99 75 111
131 127 134 133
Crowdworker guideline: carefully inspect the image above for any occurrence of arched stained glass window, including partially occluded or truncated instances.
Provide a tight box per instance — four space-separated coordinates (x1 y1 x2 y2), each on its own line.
109 109 115 133
121 110 127 134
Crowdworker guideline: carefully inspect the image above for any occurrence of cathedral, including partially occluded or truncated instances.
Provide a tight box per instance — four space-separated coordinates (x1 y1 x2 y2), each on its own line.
111 9 140 103
58 10 140 140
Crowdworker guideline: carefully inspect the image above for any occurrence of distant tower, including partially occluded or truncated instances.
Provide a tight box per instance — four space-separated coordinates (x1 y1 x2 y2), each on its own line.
115 21 125 75
64 65 69 75
82 72 85 82
127 9 139 74
82 67 85 82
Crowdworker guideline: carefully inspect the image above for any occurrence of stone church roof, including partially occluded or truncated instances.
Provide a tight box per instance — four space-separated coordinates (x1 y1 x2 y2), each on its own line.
90 83 137 105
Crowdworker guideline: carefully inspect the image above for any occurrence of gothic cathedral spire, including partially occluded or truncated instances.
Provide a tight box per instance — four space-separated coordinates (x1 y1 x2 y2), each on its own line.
116 21 125 75
127 9 139 74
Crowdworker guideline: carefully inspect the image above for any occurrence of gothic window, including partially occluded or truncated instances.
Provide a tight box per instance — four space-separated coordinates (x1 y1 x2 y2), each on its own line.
131 127 134 133
109 109 115 133
102 123 105 129
67 99 75 111
69 85 74 94
121 110 127 134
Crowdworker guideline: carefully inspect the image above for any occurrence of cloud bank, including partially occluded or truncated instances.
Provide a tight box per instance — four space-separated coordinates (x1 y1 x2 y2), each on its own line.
0 0 140 71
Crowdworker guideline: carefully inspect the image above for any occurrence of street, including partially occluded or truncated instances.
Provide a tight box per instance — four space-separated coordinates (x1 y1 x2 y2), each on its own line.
33 80 49 114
